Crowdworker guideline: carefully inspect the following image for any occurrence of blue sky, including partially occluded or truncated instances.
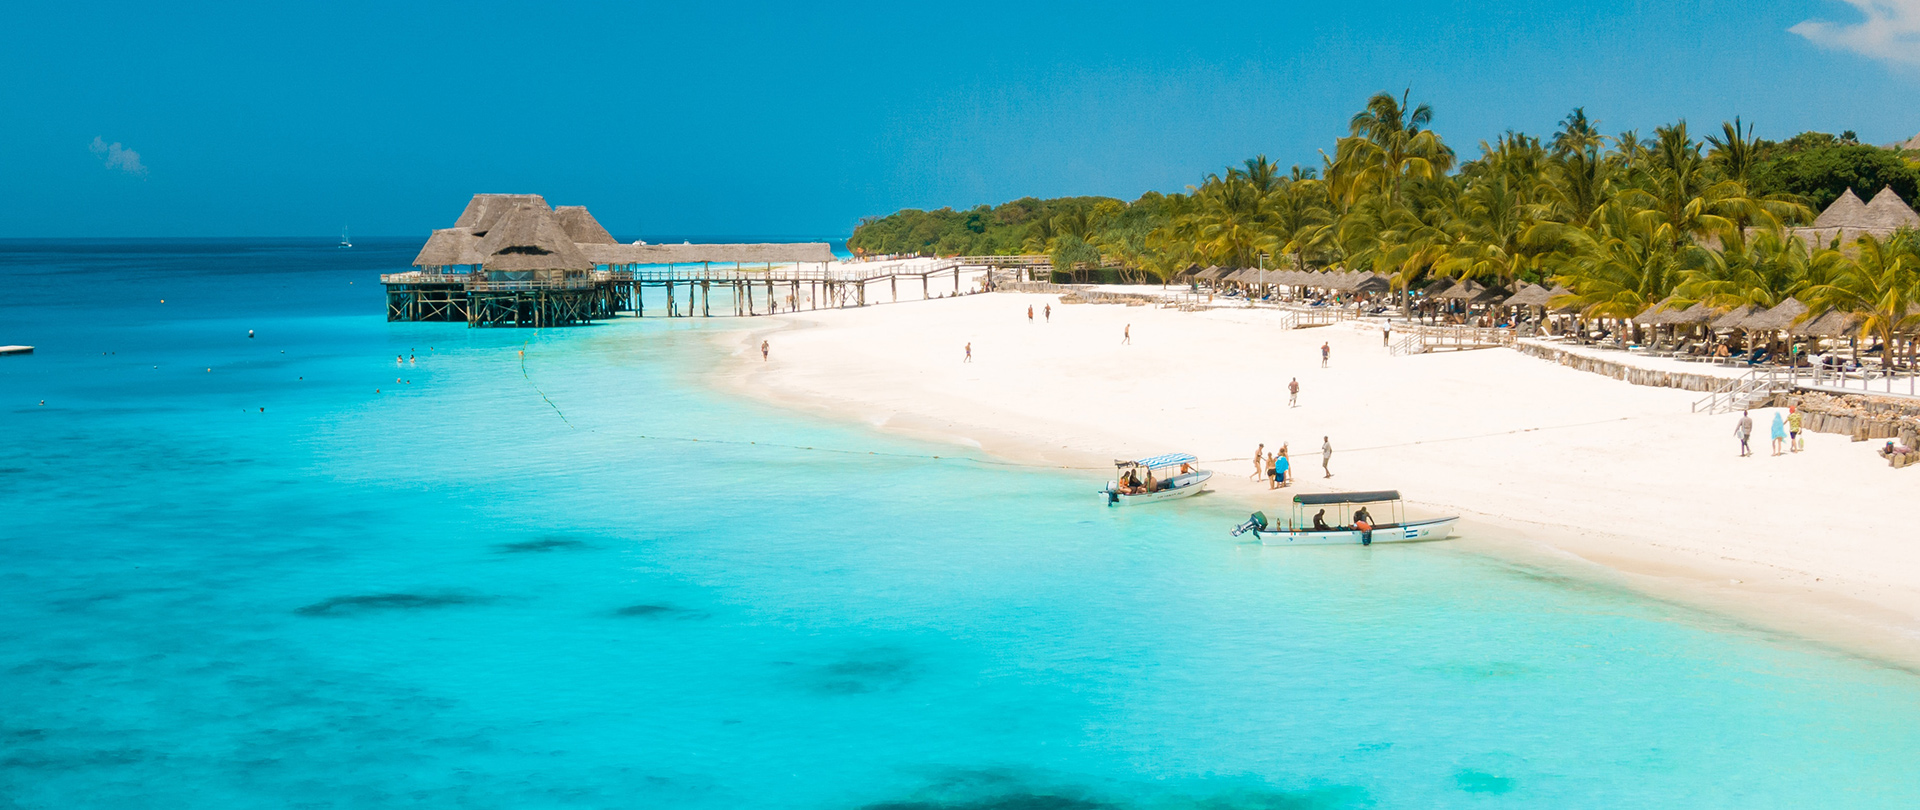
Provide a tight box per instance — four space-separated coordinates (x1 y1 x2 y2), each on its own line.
5 0 1918 239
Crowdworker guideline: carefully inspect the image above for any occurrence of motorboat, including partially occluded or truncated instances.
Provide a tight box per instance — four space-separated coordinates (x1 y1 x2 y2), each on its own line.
1231 490 1456 545
1100 453 1212 506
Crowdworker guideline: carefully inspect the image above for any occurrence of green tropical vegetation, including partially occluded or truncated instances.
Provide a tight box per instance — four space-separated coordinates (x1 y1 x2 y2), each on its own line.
848 93 1920 358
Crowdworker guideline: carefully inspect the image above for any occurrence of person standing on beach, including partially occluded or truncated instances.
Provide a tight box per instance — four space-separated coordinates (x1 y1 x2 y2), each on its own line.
1770 411 1787 456
761 340 770 361
1123 325 1131 345
1321 436 1333 478
1789 406 1803 452
1288 378 1299 407
1044 304 1051 322
1027 305 1034 323
1735 411 1753 457
964 342 972 363
1321 342 1330 367
1383 321 1391 347
1251 443 1266 480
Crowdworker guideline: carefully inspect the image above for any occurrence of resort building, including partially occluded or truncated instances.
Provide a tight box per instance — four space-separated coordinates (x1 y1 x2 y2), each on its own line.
1778 186 1920 248
385 194 836 326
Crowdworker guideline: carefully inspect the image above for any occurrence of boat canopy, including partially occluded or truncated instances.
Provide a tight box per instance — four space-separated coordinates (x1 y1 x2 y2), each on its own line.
1119 453 1198 469
1293 490 1401 505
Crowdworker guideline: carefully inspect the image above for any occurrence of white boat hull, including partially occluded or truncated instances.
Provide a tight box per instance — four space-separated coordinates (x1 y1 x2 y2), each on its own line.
1101 470 1212 506
1254 516 1457 546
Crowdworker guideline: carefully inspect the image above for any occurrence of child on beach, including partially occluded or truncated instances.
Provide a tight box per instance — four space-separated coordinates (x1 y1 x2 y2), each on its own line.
1788 407 1803 452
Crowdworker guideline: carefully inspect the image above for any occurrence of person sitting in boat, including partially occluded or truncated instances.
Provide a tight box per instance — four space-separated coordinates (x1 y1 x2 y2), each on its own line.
1121 469 1144 495
1144 469 1157 492
1353 507 1375 545
1312 509 1330 531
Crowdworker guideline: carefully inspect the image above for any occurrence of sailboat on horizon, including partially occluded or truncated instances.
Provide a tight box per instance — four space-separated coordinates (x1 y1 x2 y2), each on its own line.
337 226 353 249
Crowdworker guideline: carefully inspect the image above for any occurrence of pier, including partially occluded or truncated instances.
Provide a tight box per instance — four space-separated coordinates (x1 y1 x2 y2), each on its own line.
384 194 1038 327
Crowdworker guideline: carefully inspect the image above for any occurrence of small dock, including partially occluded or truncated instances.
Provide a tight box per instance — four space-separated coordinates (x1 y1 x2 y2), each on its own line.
0 345 32 356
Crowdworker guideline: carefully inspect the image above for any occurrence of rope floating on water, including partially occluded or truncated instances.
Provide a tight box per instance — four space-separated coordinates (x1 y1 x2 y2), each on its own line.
629 417 1639 470
521 342 576 430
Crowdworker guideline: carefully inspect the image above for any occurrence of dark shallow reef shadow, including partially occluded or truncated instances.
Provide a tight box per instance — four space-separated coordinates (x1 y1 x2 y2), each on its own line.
805 647 918 695
494 536 591 554
294 591 489 617
610 603 710 620
863 768 1369 809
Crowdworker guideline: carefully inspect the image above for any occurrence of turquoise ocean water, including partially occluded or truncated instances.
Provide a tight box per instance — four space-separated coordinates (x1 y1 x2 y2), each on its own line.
4 239 1920 808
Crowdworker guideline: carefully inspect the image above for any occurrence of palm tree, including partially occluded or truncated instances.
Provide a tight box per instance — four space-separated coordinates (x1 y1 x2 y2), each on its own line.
1549 208 1700 340
1803 234 1920 369
1345 90 1456 208
1550 108 1605 158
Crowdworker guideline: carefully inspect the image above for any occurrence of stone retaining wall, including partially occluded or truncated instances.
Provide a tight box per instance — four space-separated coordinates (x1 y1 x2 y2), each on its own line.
1513 342 1733 393
1514 342 1920 461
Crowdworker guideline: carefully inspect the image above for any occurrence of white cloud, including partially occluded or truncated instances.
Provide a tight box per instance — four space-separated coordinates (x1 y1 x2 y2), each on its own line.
1791 0 1920 66
89 136 149 177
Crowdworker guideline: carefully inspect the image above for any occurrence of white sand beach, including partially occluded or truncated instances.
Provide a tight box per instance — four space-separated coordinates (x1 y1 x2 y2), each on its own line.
725 291 1920 663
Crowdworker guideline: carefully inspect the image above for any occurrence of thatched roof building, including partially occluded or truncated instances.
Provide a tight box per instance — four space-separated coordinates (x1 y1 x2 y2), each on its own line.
411 228 487 269
416 193 836 273
554 206 618 245
476 202 596 273
1772 186 1920 248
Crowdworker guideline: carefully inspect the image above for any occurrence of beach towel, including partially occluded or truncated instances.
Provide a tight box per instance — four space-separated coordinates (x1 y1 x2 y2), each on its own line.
1771 413 1787 441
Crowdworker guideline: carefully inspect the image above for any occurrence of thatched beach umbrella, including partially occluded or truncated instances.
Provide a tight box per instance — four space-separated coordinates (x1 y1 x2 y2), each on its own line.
1712 305 1767 331
1742 298 1810 333
1504 282 1554 308
1790 309 1863 338
1631 296 1683 326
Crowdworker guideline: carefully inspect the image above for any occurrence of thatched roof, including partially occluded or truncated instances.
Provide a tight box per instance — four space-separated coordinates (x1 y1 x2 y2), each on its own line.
477 203 595 273
554 206 618 245
1711 304 1767 330
1862 187 1920 229
1353 273 1390 293
411 227 486 268
454 194 548 235
1436 279 1486 300
1812 189 1869 228
1791 309 1864 337
580 242 837 265
1505 282 1555 307
1782 186 1920 248
1742 297 1810 332
1664 302 1717 325
1197 265 1229 281
1632 296 1684 325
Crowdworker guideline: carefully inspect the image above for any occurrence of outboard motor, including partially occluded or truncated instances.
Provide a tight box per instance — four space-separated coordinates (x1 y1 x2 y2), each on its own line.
1230 511 1268 537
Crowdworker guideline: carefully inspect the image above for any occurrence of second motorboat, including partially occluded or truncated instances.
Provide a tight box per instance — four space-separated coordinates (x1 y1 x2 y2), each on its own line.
1231 490 1457 545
